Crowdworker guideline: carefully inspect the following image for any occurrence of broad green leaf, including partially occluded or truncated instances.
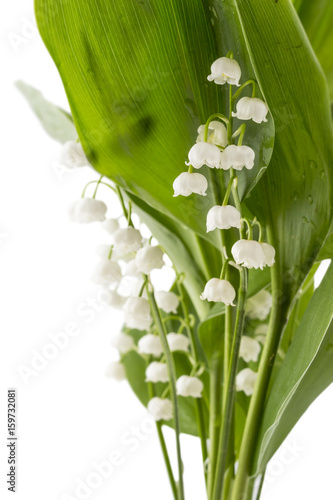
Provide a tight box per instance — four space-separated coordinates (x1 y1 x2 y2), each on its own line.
16 81 77 143
253 261 333 473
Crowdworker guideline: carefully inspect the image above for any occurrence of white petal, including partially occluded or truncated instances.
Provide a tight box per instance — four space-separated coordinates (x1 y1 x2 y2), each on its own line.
138 334 163 356
231 240 266 269
105 362 126 381
60 141 89 168
101 218 120 235
166 333 190 352
220 145 255 171
135 246 164 274
155 291 180 313
239 336 261 362
112 227 143 254
145 362 169 383
91 260 122 285
173 172 208 197
188 142 222 169
236 368 257 396
70 198 107 223
176 375 204 398
207 57 241 86
206 205 241 232
147 397 173 421
110 333 135 354
200 278 236 306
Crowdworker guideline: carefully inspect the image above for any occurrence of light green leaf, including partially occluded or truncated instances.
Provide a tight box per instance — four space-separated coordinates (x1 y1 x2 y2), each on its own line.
16 81 77 143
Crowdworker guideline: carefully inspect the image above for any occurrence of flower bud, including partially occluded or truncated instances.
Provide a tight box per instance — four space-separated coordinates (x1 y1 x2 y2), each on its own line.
138 334 163 357
101 218 119 235
145 362 169 383
166 333 190 352
147 397 173 421
105 361 126 381
176 375 204 398
60 141 89 168
112 227 143 254
69 198 107 223
239 336 261 363
123 297 152 331
110 333 135 354
232 97 269 124
200 278 236 306
173 172 208 197
197 121 228 147
91 260 122 285
187 142 221 169
207 57 241 86
206 205 241 232
220 145 255 171
231 240 266 270
135 246 164 274
245 290 272 320
155 291 180 314
260 243 275 267
236 368 257 396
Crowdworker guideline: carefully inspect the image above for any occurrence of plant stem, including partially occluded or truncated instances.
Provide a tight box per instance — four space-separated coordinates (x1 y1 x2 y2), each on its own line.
207 354 222 499
147 287 185 500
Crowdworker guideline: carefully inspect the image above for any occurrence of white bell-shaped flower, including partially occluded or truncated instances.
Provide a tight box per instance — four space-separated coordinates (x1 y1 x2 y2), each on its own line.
145 362 169 383
220 145 255 171
197 121 228 147
176 375 204 398
187 142 221 169
147 397 173 421
60 141 89 168
231 240 266 270
91 259 122 285
167 333 190 352
155 291 180 314
245 290 272 320
105 361 126 381
236 368 257 396
200 278 236 306
232 97 269 124
112 227 143 254
173 172 208 197
99 289 127 309
239 336 261 363
110 333 135 354
101 218 119 235
207 57 241 86
260 242 275 267
69 198 107 223
123 297 151 331
254 324 268 344
206 205 241 232
138 334 163 357
135 246 164 274
124 259 141 278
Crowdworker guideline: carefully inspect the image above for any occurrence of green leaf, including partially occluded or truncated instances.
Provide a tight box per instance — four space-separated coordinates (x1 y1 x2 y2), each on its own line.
253 261 333 473
16 81 77 143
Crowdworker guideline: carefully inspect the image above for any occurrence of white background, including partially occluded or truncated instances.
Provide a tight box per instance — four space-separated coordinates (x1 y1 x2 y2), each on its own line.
1 2 333 499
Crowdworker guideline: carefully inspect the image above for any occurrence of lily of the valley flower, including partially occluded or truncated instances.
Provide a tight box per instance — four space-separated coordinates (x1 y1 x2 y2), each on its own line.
105 361 126 381
187 142 221 169
236 368 258 396
124 259 141 278
166 333 190 352
99 289 127 309
135 246 164 274
176 375 204 398
197 121 228 147
145 362 169 383
207 57 241 86
260 242 276 267
231 240 266 270
69 198 107 223
239 336 261 363
245 290 273 320
173 172 208 197
91 259 122 285
110 333 135 354
255 324 269 343
232 97 269 124
155 291 180 314
200 278 236 306
60 141 89 168
138 334 163 357
206 205 241 232
101 218 120 235
220 145 255 171
147 397 173 421
123 297 151 331
112 227 143 254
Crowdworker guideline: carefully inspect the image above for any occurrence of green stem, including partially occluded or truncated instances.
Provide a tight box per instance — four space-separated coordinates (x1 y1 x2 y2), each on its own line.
147 287 185 500
222 175 236 206
232 79 257 102
82 179 116 198
116 186 134 227
204 113 230 141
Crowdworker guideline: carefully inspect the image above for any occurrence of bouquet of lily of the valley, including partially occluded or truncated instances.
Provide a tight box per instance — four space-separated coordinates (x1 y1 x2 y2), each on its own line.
20 0 333 498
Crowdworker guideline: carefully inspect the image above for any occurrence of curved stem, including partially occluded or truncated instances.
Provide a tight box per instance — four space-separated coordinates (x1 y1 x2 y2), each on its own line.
232 79 257 102
204 113 230 141
81 179 117 198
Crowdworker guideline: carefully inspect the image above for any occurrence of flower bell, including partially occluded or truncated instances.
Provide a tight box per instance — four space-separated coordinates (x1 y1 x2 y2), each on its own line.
147 397 173 421
173 172 208 197
232 97 269 124
99 289 127 309
60 141 89 168
176 375 204 398
200 278 236 306
135 246 164 274
91 259 122 285
112 227 143 254
110 333 135 354
69 198 107 223
197 121 228 147
145 362 169 383
105 361 126 381
245 290 272 320
236 368 257 396
124 259 141 278
231 240 266 269
206 205 241 232
220 145 255 171
239 336 261 363
166 333 190 352
155 291 180 314
207 57 241 86
260 242 275 267
101 218 120 235
187 142 221 169
254 324 268 344
138 334 163 356
123 297 152 331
